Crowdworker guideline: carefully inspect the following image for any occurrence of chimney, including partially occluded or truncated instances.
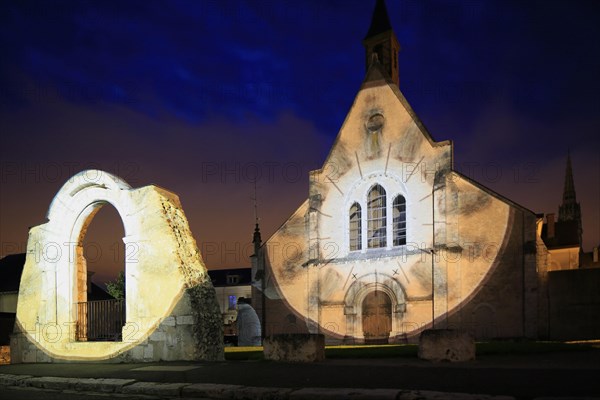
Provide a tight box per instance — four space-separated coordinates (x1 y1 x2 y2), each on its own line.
547 213 555 239
594 247 599 263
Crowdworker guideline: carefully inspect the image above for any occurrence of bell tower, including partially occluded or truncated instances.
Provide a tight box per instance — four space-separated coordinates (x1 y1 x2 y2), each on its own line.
363 0 400 86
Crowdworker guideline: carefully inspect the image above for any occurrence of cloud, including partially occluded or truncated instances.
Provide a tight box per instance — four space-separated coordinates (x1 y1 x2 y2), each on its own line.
0 90 331 280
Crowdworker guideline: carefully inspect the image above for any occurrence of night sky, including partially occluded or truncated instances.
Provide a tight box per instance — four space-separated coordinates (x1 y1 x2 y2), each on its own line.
1 1 599 285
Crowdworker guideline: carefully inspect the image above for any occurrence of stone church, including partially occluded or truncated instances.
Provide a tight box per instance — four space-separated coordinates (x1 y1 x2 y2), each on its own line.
251 0 547 344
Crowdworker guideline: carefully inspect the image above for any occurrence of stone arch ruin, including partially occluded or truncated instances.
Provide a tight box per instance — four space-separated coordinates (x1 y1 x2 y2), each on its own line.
11 170 223 362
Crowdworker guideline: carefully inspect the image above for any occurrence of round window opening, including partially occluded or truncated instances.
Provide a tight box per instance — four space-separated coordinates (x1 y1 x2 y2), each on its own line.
367 113 384 133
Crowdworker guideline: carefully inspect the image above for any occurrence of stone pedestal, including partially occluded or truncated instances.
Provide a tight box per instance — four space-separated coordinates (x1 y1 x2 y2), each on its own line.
263 334 325 362
418 329 475 362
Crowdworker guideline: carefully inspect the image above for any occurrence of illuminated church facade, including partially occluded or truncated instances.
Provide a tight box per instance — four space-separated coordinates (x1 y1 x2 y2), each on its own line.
252 1 547 343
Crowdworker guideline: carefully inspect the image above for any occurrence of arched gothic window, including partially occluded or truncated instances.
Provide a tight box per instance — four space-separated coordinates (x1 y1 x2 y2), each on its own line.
393 195 407 246
367 184 387 248
349 202 362 251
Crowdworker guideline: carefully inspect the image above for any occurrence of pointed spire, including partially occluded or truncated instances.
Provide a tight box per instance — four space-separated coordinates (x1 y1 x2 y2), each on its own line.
365 0 393 39
252 181 262 250
253 223 262 247
558 151 583 248
362 0 400 86
561 151 576 205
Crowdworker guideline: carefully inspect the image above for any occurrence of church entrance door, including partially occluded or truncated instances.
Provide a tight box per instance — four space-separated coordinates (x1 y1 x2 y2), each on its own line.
362 290 392 344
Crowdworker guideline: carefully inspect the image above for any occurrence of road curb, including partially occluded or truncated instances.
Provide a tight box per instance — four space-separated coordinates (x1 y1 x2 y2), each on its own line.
0 373 33 386
6 372 596 400
24 375 137 393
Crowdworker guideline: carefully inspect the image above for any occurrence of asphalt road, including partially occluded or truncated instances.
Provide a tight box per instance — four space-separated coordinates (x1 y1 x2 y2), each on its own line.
1 350 599 399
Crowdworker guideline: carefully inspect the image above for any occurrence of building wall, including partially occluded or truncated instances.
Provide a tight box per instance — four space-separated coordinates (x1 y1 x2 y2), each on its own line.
535 219 550 339
260 76 541 342
547 268 600 340
213 285 251 325
0 293 17 313
547 247 580 271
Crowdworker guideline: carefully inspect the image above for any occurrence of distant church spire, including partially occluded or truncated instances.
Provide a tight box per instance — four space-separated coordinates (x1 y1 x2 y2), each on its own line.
561 151 577 207
558 151 583 244
253 223 262 249
252 181 262 252
363 0 400 86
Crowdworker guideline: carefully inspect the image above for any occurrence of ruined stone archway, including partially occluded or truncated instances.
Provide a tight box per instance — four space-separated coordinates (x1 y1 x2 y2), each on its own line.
12 170 223 362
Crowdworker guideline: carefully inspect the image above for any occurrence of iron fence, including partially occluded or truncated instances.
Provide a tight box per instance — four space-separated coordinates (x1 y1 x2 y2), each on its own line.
76 299 125 341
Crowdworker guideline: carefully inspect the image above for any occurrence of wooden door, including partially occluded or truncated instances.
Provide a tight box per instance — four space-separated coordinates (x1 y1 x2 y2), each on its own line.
362 290 392 344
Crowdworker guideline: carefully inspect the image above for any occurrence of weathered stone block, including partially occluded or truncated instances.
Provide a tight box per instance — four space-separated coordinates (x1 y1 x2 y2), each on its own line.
290 387 400 399
27 376 78 390
233 386 294 400
166 333 179 347
263 334 325 362
397 390 515 400
21 349 36 363
143 344 154 359
418 329 475 362
162 316 176 326
176 315 194 325
131 345 144 360
150 331 166 342
121 382 190 396
73 378 136 393
182 383 243 398
36 350 51 363
0 374 33 386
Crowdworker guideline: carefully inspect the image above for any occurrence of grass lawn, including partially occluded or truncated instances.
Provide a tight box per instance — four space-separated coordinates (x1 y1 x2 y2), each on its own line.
224 340 599 361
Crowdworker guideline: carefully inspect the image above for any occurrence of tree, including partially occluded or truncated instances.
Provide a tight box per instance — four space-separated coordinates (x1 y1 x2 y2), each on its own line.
106 270 125 300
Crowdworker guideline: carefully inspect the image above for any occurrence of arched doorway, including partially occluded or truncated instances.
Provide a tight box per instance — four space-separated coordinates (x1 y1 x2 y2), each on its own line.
77 202 126 342
362 290 392 344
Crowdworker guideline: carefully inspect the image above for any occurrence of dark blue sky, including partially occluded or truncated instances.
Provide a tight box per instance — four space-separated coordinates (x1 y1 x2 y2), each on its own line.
1 1 599 281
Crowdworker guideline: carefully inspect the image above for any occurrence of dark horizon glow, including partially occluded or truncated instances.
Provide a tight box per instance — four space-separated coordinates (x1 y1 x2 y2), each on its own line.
1 1 599 286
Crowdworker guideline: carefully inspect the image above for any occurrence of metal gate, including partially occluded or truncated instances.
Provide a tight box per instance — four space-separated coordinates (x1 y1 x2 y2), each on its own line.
76 299 125 341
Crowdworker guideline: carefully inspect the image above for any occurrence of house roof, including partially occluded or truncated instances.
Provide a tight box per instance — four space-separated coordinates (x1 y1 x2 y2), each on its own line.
0 253 26 292
541 220 580 249
0 253 114 300
89 281 116 300
208 267 252 287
